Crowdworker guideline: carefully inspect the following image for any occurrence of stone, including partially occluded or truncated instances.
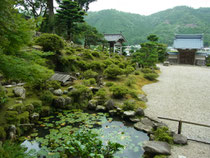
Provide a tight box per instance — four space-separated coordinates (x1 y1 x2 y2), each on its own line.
9 125 17 141
129 117 140 122
134 122 153 133
88 99 98 110
135 108 145 116
17 83 25 86
123 111 135 117
15 100 23 104
31 113 40 123
53 97 66 108
12 82 16 85
89 87 100 94
143 141 171 155
105 99 116 110
75 72 80 77
53 89 63 96
49 88 54 92
137 94 148 102
13 87 26 99
61 81 73 86
141 118 155 127
68 86 74 92
5 85 13 88
63 90 68 94
163 61 170 66
154 122 168 130
173 134 188 145
96 105 106 112
109 110 118 116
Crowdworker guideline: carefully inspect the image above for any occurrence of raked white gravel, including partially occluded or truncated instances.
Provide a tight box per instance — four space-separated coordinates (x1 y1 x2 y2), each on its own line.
143 64 210 158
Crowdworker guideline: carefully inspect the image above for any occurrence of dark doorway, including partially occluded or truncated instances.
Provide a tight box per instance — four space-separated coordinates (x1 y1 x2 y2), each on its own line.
178 49 196 65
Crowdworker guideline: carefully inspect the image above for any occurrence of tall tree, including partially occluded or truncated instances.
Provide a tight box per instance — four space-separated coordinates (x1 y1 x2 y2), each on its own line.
47 0 54 32
75 0 97 11
56 0 85 40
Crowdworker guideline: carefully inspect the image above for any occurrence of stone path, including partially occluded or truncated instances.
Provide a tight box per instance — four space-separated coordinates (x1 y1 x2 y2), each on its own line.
143 64 210 158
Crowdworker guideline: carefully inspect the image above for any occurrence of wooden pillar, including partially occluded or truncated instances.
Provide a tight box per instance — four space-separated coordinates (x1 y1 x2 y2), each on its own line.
178 120 183 134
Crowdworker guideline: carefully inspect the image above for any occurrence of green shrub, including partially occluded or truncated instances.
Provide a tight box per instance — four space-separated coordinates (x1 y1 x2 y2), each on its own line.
103 59 113 67
104 64 123 79
46 80 61 90
110 85 128 98
5 111 19 124
154 155 167 158
68 85 93 108
105 82 114 87
141 68 153 73
40 91 54 106
83 69 98 79
88 61 105 71
0 141 29 158
0 127 6 140
83 51 94 60
18 111 29 124
144 73 158 81
92 51 100 57
35 33 65 52
32 101 42 113
0 85 7 106
125 79 135 87
124 65 135 76
129 90 138 99
95 88 107 102
83 78 96 86
118 63 125 69
134 71 140 75
122 100 136 111
154 127 173 144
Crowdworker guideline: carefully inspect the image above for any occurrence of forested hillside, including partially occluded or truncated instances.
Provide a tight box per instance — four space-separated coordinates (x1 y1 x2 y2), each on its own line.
85 6 210 46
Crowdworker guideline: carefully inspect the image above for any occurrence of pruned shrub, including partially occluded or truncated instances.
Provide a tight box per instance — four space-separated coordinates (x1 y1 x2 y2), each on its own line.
83 51 94 60
91 51 100 57
0 86 7 106
88 61 105 71
83 78 96 86
83 69 98 79
144 73 158 81
106 82 114 87
46 80 61 90
134 71 140 75
154 127 173 144
141 68 153 73
35 33 65 52
104 64 123 79
124 65 135 76
110 85 128 98
95 88 107 102
122 100 136 111
68 85 92 108
40 90 54 106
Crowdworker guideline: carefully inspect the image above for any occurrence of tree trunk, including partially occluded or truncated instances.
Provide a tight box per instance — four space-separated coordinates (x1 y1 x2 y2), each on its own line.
47 0 54 33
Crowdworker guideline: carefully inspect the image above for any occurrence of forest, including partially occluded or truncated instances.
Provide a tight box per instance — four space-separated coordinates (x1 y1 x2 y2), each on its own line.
0 0 176 158
86 6 210 46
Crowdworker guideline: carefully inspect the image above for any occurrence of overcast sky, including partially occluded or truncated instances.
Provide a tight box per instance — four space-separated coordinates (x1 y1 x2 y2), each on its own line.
89 0 210 15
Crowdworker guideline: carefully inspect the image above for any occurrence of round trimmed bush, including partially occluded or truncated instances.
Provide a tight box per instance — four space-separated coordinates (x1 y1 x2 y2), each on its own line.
35 33 65 52
144 73 158 81
110 85 128 98
83 69 98 79
104 64 123 79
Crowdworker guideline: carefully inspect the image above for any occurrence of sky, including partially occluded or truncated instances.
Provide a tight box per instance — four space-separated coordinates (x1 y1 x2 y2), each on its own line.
89 0 210 15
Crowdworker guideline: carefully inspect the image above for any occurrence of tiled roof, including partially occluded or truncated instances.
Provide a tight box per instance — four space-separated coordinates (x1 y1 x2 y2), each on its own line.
173 34 204 49
104 34 126 42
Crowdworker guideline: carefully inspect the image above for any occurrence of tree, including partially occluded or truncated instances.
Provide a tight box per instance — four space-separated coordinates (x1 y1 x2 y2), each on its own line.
75 0 97 11
147 34 159 42
56 0 85 41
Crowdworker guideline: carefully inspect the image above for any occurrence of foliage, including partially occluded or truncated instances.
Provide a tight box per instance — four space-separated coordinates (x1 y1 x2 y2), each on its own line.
134 71 140 75
83 69 98 79
35 33 65 52
104 64 123 79
0 53 53 86
125 77 136 87
144 73 158 81
0 141 30 158
56 0 85 40
154 127 173 144
105 82 114 87
0 127 6 140
95 88 107 101
141 68 153 73
124 65 135 76
46 80 61 90
68 85 92 108
154 155 168 158
122 100 136 111
0 86 7 106
0 0 35 54
32 101 42 113
82 78 96 86
110 85 128 99
40 90 54 106
88 61 105 72
206 56 210 66
75 0 97 11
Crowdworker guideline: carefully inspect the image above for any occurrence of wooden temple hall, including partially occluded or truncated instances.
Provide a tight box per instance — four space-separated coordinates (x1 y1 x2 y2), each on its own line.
104 33 126 53
168 34 206 65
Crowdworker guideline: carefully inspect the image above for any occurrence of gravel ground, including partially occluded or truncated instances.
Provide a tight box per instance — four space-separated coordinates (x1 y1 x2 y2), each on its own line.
143 64 210 158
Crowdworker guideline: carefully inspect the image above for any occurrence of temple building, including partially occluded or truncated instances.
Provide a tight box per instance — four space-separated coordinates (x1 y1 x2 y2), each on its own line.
168 34 207 66
104 33 126 53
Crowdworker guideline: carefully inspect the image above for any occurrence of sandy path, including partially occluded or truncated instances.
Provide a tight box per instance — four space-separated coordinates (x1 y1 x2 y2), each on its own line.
143 65 210 158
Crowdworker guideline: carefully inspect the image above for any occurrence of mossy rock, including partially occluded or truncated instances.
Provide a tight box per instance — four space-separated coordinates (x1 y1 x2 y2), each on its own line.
8 103 24 114
18 111 30 124
0 127 6 140
5 111 19 124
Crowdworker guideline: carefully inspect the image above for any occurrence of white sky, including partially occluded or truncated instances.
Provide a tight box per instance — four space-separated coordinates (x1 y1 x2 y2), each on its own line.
89 0 210 15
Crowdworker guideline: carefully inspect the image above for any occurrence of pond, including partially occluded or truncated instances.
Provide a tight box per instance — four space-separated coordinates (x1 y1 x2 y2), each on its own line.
22 110 149 158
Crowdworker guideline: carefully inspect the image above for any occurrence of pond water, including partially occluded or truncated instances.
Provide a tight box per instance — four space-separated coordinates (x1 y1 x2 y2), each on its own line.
21 110 149 158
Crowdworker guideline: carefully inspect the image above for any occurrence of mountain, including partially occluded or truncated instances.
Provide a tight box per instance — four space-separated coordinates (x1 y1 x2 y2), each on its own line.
85 6 210 46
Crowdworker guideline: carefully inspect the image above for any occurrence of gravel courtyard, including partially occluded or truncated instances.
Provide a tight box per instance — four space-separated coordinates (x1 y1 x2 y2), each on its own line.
143 65 210 158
